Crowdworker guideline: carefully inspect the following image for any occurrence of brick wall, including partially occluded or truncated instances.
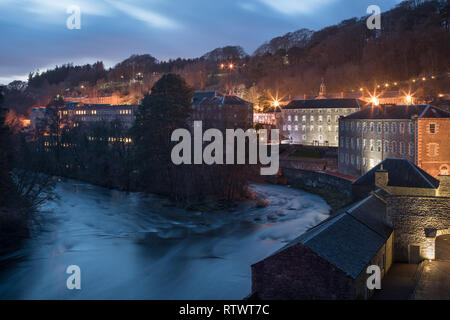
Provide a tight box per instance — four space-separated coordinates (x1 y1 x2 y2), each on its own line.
417 118 450 178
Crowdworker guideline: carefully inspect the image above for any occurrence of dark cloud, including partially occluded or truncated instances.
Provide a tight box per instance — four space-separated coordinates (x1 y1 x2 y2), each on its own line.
0 0 399 84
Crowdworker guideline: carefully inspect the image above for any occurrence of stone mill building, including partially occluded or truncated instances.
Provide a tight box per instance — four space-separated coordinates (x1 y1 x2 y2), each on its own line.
251 158 450 299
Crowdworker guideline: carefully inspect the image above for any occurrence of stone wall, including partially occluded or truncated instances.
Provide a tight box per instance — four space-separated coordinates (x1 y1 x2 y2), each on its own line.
386 196 450 262
281 167 353 197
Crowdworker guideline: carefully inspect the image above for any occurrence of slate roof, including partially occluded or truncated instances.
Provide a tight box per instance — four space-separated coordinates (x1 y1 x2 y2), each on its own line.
267 194 392 279
191 91 220 104
196 95 252 106
284 98 363 110
342 104 450 120
420 105 450 118
353 158 440 189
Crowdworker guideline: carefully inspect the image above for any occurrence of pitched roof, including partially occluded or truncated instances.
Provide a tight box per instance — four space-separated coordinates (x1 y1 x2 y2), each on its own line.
268 194 391 279
192 91 220 104
342 104 449 120
284 98 363 110
353 158 440 189
420 105 450 118
196 95 252 106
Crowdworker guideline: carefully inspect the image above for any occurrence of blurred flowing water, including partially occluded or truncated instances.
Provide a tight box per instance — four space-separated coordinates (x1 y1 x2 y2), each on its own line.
0 180 329 299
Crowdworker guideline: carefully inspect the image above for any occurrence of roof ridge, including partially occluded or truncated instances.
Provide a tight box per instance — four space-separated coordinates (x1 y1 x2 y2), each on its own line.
418 104 430 118
407 159 438 189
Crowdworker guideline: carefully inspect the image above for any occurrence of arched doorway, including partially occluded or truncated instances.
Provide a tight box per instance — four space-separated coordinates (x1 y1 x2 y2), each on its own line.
435 234 450 261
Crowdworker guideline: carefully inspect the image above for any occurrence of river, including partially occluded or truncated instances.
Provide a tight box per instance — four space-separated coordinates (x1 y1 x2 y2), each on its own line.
0 180 329 299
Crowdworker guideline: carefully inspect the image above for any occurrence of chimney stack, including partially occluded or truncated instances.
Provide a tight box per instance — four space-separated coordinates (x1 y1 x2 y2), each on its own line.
375 164 389 189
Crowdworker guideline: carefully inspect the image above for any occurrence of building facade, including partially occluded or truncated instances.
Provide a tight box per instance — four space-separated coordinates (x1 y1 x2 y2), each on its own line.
58 103 139 129
191 91 253 131
339 104 450 178
251 159 450 299
281 98 363 146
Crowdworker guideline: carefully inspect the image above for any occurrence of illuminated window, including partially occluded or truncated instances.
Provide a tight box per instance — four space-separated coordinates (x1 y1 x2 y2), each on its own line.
429 123 436 134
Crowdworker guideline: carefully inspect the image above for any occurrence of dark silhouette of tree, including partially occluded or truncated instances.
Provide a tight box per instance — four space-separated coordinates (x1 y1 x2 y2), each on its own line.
131 74 193 198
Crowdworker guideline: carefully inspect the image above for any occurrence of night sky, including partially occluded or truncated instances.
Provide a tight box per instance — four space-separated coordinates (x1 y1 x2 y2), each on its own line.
0 0 402 84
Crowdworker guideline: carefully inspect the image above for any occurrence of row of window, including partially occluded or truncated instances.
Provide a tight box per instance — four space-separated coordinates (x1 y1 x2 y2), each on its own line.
286 108 356 114
287 115 339 123
340 136 414 156
283 124 339 133
291 135 339 142
68 109 134 116
340 152 376 170
342 121 414 135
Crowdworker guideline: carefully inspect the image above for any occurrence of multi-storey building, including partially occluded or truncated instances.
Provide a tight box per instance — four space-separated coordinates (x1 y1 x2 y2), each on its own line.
281 99 364 146
58 103 139 129
339 104 450 178
191 91 253 130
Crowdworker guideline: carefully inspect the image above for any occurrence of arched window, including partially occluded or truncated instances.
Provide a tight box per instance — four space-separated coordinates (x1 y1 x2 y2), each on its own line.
440 165 449 176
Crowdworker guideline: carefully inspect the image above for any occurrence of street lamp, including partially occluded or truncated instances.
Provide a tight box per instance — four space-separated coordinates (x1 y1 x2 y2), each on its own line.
405 95 412 105
371 96 380 106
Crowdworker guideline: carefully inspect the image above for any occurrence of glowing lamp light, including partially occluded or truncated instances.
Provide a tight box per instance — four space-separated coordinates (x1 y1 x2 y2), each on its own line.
385 83 389 88
405 95 412 105
229 63 234 69
220 63 224 69
412 79 416 83
273 99 280 108
422 77 426 81
371 97 380 106
359 88 363 92
394 82 398 86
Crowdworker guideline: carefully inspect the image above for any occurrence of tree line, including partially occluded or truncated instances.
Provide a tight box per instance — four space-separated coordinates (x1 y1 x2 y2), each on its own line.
22 74 253 209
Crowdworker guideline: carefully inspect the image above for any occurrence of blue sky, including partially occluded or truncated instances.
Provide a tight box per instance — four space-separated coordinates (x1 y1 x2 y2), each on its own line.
0 0 402 85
